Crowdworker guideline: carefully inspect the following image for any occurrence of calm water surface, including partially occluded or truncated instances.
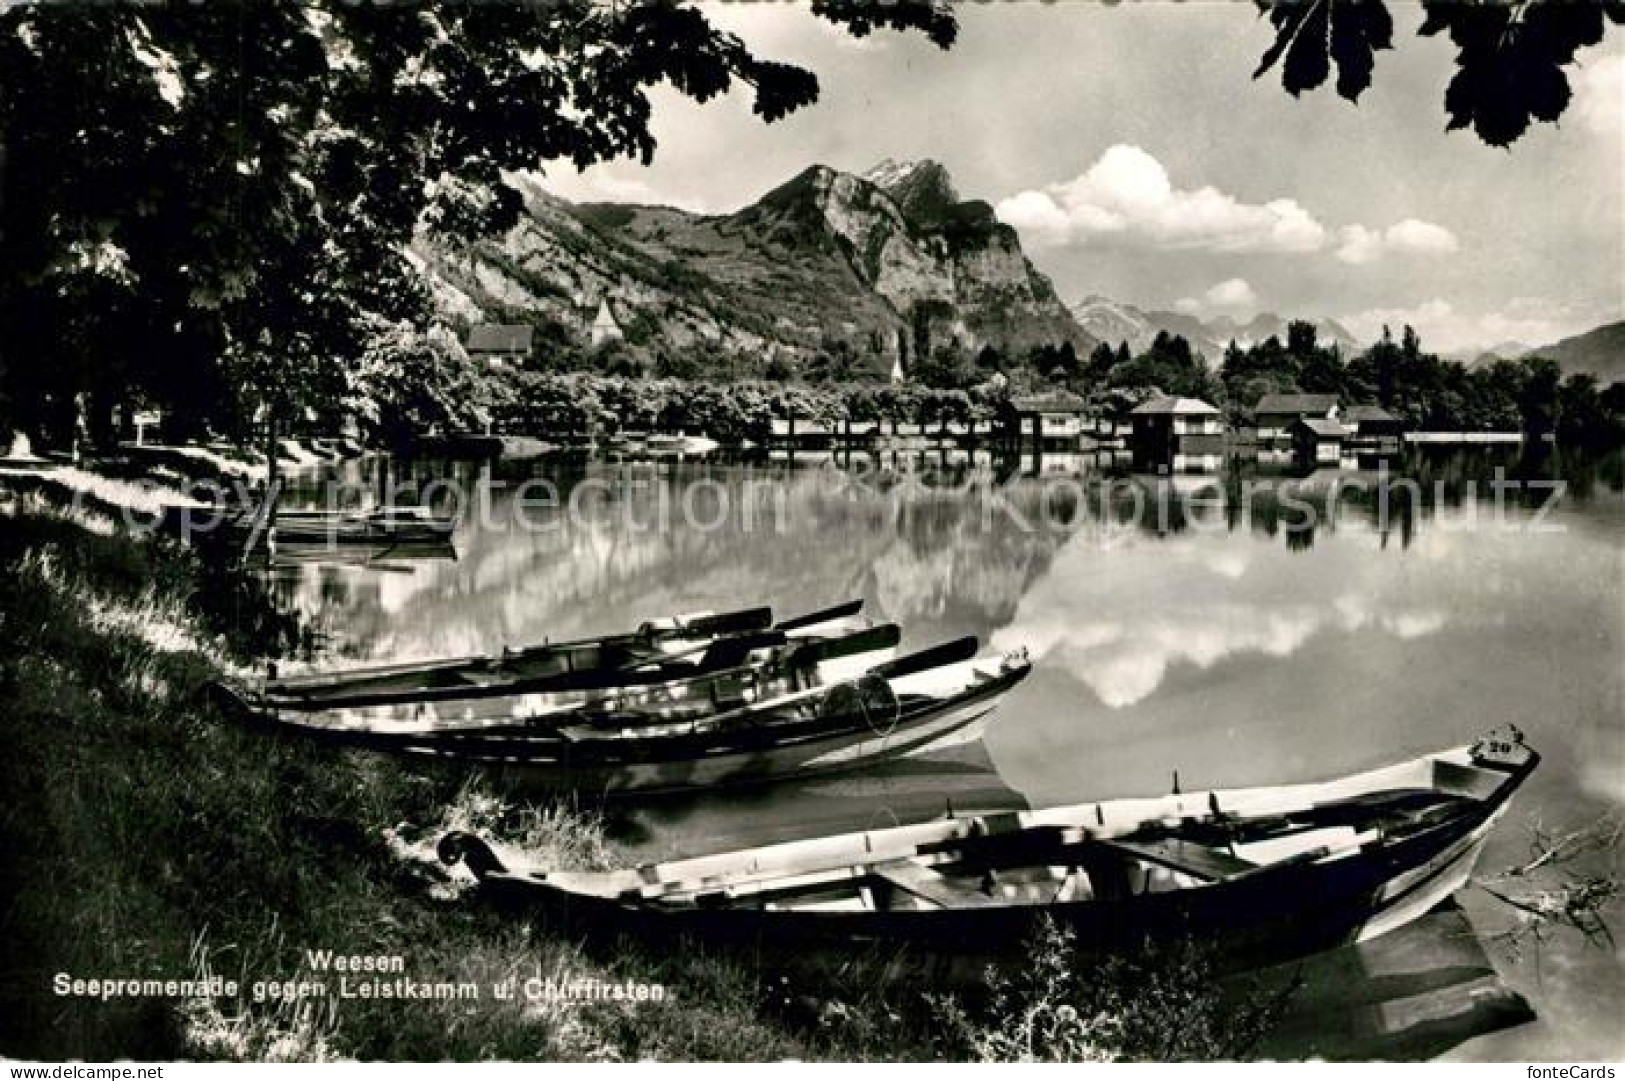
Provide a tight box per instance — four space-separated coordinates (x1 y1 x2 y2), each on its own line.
269 449 1624 1060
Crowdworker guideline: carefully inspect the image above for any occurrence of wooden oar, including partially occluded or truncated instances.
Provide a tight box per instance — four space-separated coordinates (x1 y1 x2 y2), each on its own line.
774 598 864 632
266 602 776 694
869 636 980 680
666 606 773 639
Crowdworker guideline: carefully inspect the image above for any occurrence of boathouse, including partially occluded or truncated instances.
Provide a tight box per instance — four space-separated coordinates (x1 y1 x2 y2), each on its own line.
1253 393 1340 443
1342 404 1405 451
1290 416 1349 465
1003 391 1089 450
467 324 533 368
1128 396 1224 471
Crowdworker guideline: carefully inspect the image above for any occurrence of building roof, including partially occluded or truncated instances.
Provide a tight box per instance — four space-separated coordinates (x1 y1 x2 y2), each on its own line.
1292 417 1349 438
1342 404 1399 423
1254 393 1339 415
1008 391 1088 413
591 299 620 330
1130 396 1221 416
467 324 534 353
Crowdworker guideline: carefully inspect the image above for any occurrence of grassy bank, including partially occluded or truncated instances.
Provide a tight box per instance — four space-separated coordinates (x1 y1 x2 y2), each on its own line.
0 489 844 1060
0 479 1289 1062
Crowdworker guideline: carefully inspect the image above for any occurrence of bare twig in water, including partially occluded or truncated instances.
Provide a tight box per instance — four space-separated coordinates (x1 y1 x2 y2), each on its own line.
1472 813 1622 960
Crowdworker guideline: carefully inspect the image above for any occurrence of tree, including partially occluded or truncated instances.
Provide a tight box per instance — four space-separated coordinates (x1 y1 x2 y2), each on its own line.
1252 0 1622 147
1286 320 1319 358
913 345 978 390
1517 356 1563 435
1086 342 1118 384
1109 333 1219 402
0 1 956 443
349 320 498 445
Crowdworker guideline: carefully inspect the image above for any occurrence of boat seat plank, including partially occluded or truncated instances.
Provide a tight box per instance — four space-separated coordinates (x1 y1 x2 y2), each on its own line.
1103 838 1255 882
872 860 998 908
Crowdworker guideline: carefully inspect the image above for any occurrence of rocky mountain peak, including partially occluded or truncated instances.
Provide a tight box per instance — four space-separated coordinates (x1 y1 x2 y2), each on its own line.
412 159 1094 378
863 158 960 225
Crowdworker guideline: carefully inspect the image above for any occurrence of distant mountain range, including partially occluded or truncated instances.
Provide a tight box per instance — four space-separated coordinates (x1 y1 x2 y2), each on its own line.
413 158 1093 376
1512 323 1625 383
1073 295 1623 386
409 158 1619 388
1068 295 1361 361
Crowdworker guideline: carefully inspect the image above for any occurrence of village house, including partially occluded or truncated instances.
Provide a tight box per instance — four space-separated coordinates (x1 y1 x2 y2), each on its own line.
1003 391 1090 450
1290 416 1350 465
466 324 533 368
1128 396 1225 471
1253 392 1340 443
1342 403 1405 451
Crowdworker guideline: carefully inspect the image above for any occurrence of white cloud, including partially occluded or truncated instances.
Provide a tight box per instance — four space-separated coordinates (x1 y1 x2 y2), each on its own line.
1336 219 1460 265
1206 278 1257 311
999 146 1461 272
1575 53 1624 137
996 145 1328 253
1338 297 1607 355
1176 278 1259 319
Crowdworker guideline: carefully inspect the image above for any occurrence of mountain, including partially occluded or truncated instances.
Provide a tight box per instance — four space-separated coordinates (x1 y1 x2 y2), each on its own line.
1457 341 1532 368
1142 310 1230 359
1520 322 1625 383
1068 296 1361 361
1209 313 1361 354
413 160 1093 376
1068 295 1157 353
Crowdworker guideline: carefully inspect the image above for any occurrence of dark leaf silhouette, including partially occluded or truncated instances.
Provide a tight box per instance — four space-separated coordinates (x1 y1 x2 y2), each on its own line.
1331 0 1395 99
1422 0 1617 146
812 0 958 49
1258 0 1619 144
1283 0 1334 96
1255 0 1392 101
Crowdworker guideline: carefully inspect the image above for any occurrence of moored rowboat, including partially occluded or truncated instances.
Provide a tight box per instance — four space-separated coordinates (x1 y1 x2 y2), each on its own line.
216 620 903 733
229 599 869 710
227 505 460 545
212 636 1033 794
439 727 1537 974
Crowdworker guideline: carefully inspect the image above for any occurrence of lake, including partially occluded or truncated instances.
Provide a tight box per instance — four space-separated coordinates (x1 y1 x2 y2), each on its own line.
265 446 1624 1060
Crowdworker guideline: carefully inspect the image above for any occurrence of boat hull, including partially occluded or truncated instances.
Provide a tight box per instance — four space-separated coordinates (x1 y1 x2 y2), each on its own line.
218 656 1030 796
454 745 1533 981
481 682 1008 794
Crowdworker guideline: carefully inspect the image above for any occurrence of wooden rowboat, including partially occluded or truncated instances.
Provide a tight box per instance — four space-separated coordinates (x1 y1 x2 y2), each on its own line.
222 599 868 710
439 727 1537 974
227 505 460 545
213 637 1033 794
217 620 902 731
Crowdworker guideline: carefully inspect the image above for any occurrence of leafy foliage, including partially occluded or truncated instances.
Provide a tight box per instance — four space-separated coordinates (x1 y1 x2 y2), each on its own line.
1253 0 1620 145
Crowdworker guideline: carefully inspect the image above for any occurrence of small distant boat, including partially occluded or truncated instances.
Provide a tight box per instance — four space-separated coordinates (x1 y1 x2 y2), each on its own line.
227 505 460 545
440 728 1537 972
215 599 869 710
214 635 1032 794
643 433 719 460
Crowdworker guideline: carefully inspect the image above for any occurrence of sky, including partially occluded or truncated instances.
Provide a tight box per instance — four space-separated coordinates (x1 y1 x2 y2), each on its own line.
539 2 1624 355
